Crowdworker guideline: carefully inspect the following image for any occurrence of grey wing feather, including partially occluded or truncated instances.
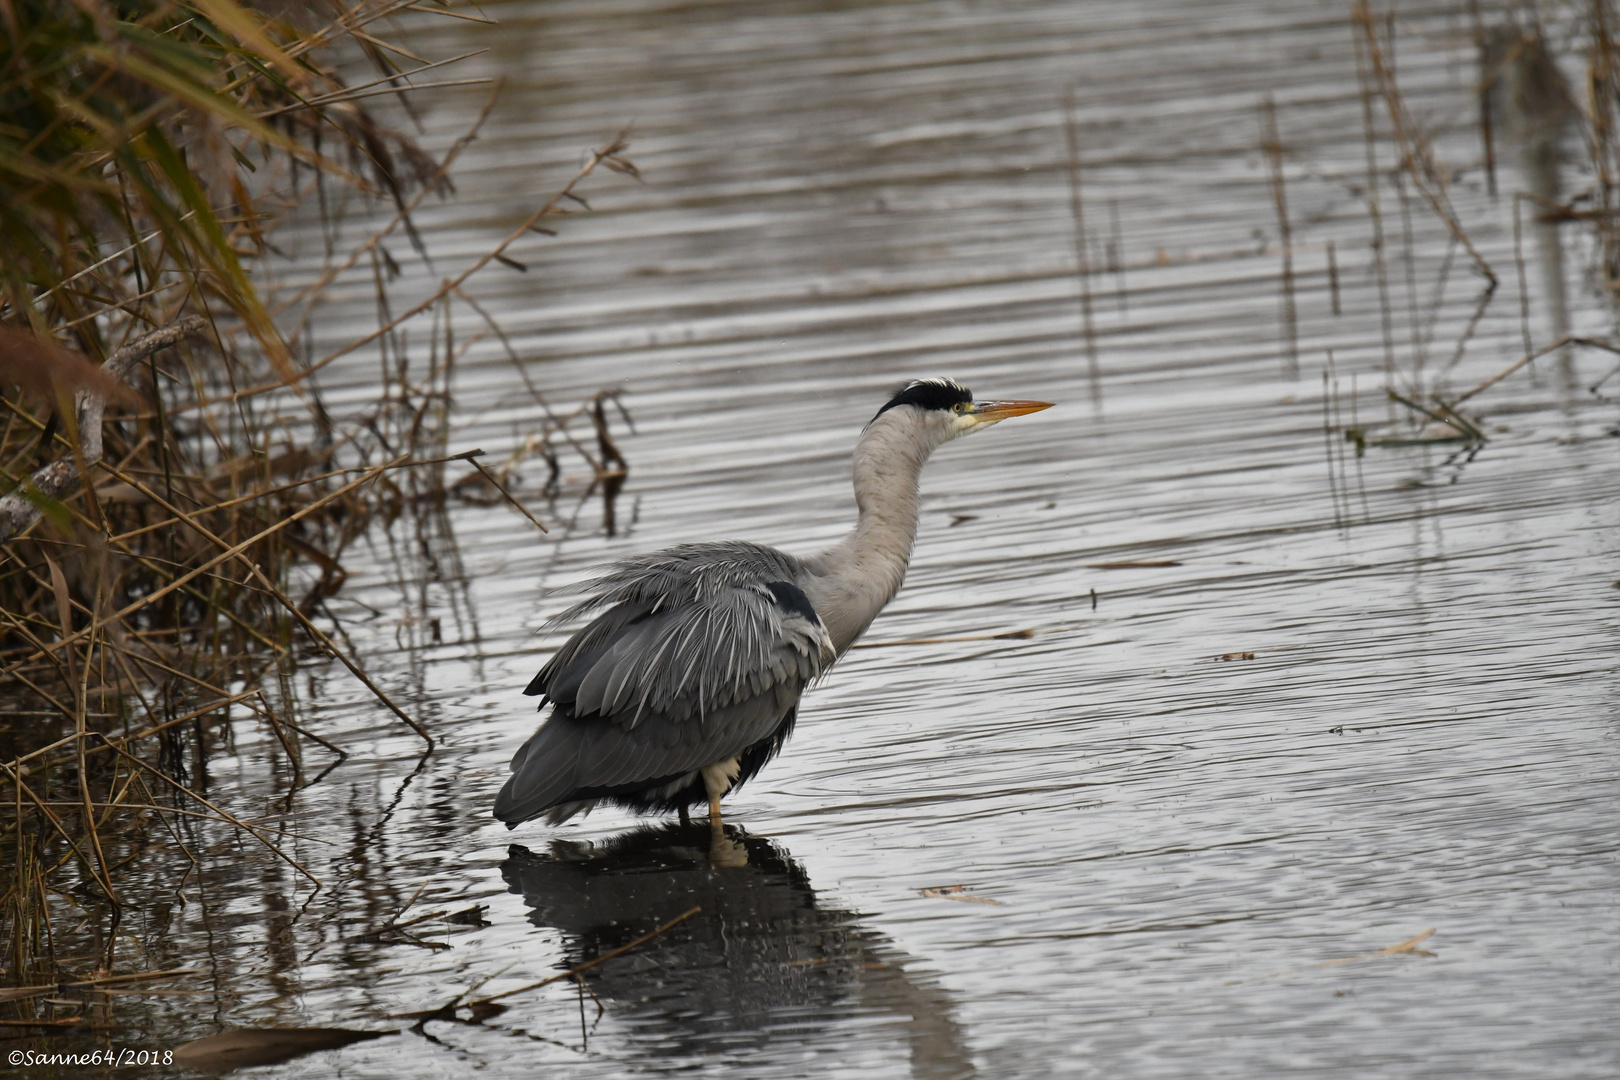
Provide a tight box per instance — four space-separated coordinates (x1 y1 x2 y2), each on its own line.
496 688 800 824
495 543 835 824
526 542 825 722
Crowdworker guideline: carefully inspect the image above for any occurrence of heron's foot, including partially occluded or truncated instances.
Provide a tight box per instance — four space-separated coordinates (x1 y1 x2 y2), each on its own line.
709 828 748 868
705 796 746 865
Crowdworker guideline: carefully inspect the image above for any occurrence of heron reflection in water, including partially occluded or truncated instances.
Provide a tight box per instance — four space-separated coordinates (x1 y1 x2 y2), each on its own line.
495 380 1053 852
502 824 975 1079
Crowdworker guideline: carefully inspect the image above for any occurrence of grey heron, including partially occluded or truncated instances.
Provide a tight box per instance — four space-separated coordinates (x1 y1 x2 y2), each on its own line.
494 378 1052 838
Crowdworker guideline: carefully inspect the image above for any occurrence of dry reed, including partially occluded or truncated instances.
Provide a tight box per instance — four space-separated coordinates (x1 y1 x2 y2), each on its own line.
0 0 636 1023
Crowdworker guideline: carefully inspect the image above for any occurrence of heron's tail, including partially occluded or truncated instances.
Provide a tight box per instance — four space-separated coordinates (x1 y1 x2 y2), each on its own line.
493 719 580 826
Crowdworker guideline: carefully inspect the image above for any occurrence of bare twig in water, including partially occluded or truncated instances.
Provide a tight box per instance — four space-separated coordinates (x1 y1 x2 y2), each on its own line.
1386 391 1484 443
1353 13 1397 395
467 905 701 1007
1225 928 1437 985
1513 194 1534 356
345 910 452 951
342 881 451 949
1260 96 1298 379
469 459 549 534
920 885 1004 906
1453 336 1620 404
89 734 322 886
401 905 703 1025
0 969 200 1005
1354 2 1496 286
1323 369 1344 531
1469 0 1497 196
1327 240 1341 317
1315 928 1437 966
1063 85 1101 403
853 626 1083 649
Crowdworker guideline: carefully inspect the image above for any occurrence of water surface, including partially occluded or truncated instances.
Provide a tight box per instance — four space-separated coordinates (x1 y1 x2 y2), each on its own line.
74 1 1620 1076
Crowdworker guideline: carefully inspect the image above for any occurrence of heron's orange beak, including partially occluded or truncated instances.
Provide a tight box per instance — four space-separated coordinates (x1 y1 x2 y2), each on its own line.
968 399 1055 422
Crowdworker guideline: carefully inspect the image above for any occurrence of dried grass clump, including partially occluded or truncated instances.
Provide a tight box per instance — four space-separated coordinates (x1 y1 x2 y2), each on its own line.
0 0 635 1002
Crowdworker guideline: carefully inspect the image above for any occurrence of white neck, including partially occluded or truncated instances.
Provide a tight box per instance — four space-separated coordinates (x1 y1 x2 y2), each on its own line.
802 413 939 654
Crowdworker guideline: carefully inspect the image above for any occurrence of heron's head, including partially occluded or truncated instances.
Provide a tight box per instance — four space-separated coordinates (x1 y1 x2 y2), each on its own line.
867 378 1053 450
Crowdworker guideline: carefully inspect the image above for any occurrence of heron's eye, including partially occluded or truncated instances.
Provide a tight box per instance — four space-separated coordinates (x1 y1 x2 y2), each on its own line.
953 402 969 414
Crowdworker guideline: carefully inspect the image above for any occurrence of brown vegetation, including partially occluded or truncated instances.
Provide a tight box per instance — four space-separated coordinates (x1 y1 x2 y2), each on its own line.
0 0 635 1011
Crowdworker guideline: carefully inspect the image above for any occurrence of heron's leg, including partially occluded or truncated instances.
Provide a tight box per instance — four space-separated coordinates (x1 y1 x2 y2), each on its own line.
700 758 747 867
699 758 742 831
706 798 746 867
678 804 690 827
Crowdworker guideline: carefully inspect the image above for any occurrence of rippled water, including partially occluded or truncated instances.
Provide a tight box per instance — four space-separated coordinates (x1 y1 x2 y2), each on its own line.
53 0 1620 1076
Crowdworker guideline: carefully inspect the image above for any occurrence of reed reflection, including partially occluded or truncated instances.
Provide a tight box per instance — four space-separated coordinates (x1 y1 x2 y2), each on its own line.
501 824 974 1079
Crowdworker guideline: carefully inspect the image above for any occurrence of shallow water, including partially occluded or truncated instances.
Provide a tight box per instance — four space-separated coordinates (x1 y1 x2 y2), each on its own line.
37 0 1620 1076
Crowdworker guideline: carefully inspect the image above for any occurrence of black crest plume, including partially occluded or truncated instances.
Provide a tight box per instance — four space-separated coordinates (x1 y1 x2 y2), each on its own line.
870 378 972 425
